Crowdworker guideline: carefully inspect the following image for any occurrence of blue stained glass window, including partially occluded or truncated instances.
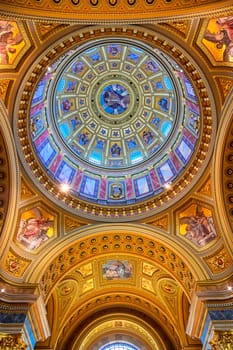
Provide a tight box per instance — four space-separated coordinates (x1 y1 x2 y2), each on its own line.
164 76 173 90
161 120 172 137
59 123 70 139
177 138 192 162
55 161 75 184
100 342 139 350
32 79 47 104
130 150 143 163
38 139 56 167
89 150 102 164
56 78 66 93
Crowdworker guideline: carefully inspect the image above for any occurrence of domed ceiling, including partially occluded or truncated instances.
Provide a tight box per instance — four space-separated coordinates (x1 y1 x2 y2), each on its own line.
16 28 215 221
1 7 233 350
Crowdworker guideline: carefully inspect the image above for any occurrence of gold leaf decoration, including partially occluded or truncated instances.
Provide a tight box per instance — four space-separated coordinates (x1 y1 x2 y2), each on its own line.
0 79 12 103
3 249 31 277
203 246 232 274
81 278 94 294
35 22 69 42
20 176 35 200
0 334 27 350
141 277 154 292
142 262 159 276
77 263 93 277
216 77 233 102
160 21 191 38
147 214 169 231
64 215 87 233
198 176 212 197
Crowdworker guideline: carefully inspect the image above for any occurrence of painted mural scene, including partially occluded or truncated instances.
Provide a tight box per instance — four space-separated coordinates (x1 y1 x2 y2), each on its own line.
16 207 55 250
179 204 217 247
203 16 233 62
102 260 133 280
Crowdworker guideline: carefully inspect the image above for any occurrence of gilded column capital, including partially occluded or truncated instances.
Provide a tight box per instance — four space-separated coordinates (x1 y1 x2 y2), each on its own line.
209 331 233 350
0 334 27 350
0 279 50 349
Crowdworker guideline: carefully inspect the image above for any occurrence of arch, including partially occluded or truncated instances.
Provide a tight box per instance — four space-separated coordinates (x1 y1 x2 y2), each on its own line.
0 98 20 257
25 224 210 300
55 305 179 350
213 87 233 250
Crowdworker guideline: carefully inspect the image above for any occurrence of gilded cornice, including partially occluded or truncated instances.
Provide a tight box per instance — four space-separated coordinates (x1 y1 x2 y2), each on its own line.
0 0 232 24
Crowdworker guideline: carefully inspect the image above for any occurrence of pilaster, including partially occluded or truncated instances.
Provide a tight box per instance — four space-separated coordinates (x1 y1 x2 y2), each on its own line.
0 279 50 350
186 278 233 350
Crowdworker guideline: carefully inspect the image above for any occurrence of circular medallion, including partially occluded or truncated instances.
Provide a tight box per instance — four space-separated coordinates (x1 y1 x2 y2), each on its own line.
100 83 130 116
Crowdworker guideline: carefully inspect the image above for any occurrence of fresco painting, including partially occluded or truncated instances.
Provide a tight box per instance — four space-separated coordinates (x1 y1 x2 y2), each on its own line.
17 207 55 250
0 21 25 65
102 260 133 280
202 16 233 62
179 204 217 247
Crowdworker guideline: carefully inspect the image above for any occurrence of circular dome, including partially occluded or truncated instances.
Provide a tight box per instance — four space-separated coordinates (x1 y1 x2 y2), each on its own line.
50 41 179 169
16 28 214 220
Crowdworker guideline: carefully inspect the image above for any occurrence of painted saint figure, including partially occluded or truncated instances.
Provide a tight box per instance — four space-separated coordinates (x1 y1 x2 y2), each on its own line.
78 132 89 146
179 206 216 246
203 16 233 61
0 21 24 64
102 260 133 280
17 208 54 250
110 143 122 157
62 99 72 111
102 84 130 114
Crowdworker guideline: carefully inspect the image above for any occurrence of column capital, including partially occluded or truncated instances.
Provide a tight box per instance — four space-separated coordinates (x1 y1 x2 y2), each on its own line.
0 334 27 350
209 330 233 350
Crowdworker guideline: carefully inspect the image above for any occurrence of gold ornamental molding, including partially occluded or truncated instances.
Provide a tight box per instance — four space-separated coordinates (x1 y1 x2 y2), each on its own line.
0 334 27 350
0 0 232 23
209 330 233 350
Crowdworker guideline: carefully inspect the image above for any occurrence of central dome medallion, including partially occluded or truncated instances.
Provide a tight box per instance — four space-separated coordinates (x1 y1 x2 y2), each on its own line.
99 82 131 116
52 41 178 169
